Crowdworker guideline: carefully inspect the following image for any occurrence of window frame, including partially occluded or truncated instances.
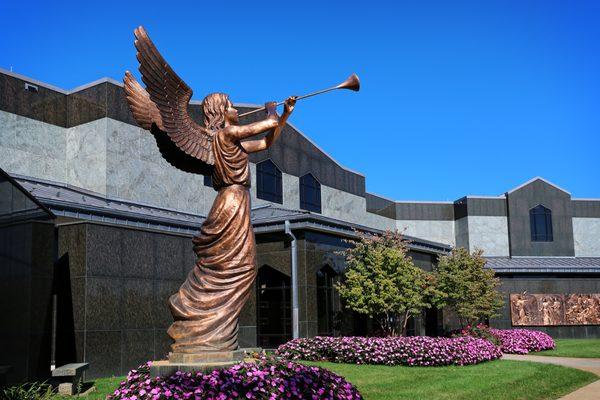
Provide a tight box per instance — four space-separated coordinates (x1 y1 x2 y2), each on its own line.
256 160 283 204
529 204 553 242
299 173 322 213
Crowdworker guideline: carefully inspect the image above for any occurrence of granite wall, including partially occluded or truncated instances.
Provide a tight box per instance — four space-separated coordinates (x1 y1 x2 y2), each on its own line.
395 220 455 247
0 174 55 384
465 216 510 256
572 218 600 257
56 222 197 379
0 110 66 183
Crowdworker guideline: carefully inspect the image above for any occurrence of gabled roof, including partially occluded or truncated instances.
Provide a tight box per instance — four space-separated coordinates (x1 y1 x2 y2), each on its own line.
506 177 571 195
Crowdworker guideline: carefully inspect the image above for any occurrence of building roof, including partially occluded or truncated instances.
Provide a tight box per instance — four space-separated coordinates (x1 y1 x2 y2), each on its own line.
10 172 451 254
251 204 452 254
0 169 55 223
486 257 600 273
14 174 205 235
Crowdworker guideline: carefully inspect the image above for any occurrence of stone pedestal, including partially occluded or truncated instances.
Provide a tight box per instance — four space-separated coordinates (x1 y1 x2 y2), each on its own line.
149 348 262 377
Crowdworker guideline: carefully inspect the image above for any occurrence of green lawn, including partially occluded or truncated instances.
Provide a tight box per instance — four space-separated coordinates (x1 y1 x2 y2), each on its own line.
536 338 600 358
82 360 595 400
305 360 596 400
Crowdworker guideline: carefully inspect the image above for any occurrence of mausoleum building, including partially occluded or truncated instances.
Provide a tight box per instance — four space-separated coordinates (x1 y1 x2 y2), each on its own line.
1 69 599 381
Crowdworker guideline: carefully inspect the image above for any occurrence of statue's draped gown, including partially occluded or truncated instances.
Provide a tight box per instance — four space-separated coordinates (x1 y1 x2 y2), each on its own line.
168 129 256 352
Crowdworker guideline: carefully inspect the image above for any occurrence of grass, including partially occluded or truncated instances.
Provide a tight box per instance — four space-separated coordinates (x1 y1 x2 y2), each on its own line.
50 376 124 400
79 360 596 400
304 360 596 400
536 338 600 358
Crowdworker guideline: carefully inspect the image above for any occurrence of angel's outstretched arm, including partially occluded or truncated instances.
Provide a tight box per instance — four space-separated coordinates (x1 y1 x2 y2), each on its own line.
240 98 296 153
224 102 280 142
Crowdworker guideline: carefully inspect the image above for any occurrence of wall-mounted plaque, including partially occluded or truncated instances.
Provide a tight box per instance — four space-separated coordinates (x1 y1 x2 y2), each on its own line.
510 293 600 326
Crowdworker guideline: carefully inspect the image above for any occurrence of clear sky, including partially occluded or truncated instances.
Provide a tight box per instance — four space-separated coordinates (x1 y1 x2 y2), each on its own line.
1 1 598 201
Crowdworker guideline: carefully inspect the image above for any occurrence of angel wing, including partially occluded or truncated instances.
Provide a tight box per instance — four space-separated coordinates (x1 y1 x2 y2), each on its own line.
123 25 215 169
123 71 214 175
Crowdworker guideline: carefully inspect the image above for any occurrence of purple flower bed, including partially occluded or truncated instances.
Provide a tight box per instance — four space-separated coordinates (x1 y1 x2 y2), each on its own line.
490 329 555 354
109 357 362 400
276 336 502 366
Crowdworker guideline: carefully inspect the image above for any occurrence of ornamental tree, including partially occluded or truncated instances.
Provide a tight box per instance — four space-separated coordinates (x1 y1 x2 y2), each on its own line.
433 247 504 327
336 230 437 336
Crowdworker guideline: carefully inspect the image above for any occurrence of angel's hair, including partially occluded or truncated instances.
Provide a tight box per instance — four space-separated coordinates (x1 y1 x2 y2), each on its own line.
202 93 232 131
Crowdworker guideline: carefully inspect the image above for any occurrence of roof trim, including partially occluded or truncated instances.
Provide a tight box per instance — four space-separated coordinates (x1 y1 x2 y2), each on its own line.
464 195 506 199
506 177 571 195
0 67 69 94
366 191 396 203
0 67 123 95
254 220 449 255
0 168 55 219
284 120 365 177
486 256 600 274
69 77 123 93
12 173 207 218
394 200 454 204
252 205 452 254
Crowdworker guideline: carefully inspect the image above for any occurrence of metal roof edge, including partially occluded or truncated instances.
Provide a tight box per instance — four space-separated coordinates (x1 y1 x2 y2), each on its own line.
507 177 571 196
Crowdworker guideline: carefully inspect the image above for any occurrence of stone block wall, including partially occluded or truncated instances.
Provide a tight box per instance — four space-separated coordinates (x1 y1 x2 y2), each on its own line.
56 222 198 379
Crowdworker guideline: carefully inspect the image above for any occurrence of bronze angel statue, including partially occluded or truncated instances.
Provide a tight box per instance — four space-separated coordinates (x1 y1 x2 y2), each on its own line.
123 26 297 354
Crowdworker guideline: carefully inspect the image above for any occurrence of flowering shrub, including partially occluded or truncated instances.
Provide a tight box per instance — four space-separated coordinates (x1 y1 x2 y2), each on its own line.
489 329 555 354
276 336 502 366
109 357 362 400
454 323 500 346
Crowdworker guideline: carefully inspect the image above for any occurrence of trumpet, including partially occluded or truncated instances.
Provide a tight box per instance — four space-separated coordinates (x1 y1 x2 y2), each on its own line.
238 73 360 118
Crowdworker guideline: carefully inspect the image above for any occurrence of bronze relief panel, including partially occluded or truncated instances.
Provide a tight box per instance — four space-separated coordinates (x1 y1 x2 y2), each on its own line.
510 293 600 326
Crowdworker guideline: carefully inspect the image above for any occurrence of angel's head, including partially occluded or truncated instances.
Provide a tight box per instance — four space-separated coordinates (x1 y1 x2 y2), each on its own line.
202 92 237 130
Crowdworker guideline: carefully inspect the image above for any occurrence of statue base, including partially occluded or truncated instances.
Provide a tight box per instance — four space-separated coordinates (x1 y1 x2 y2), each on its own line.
149 348 262 377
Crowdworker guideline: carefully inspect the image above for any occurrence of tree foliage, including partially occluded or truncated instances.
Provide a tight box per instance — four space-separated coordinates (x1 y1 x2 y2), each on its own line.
336 230 438 336
434 247 504 327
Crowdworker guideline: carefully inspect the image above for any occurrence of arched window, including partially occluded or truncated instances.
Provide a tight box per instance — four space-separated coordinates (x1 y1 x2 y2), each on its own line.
300 173 321 213
256 160 282 204
530 204 553 242
317 265 338 336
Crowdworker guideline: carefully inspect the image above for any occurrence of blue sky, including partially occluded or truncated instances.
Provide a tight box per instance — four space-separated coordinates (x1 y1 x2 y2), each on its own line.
1 1 598 201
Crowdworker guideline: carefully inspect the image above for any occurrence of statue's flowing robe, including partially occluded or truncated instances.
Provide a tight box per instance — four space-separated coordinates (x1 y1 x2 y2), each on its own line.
168 129 256 352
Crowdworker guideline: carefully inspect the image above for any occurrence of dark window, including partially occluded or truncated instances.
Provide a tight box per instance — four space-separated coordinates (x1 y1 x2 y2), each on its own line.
317 265 338 336
530 204 553 242
256 160 282 203
203 174 212 187
256 266 291 348
300 173 321 213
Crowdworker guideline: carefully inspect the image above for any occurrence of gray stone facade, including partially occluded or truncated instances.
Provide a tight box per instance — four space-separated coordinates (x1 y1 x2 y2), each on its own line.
2 70 600 255
2 69 600 381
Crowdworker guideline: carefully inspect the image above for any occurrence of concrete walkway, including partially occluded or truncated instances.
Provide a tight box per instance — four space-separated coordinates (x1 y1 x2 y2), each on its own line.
502 354 600 400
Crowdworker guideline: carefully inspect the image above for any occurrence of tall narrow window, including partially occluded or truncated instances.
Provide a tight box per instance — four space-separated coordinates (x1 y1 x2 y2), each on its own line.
300 173 321 213
203 174 213 187
530 204 553 242
317 265 338 336
256 266 291 348
256 160 282 203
